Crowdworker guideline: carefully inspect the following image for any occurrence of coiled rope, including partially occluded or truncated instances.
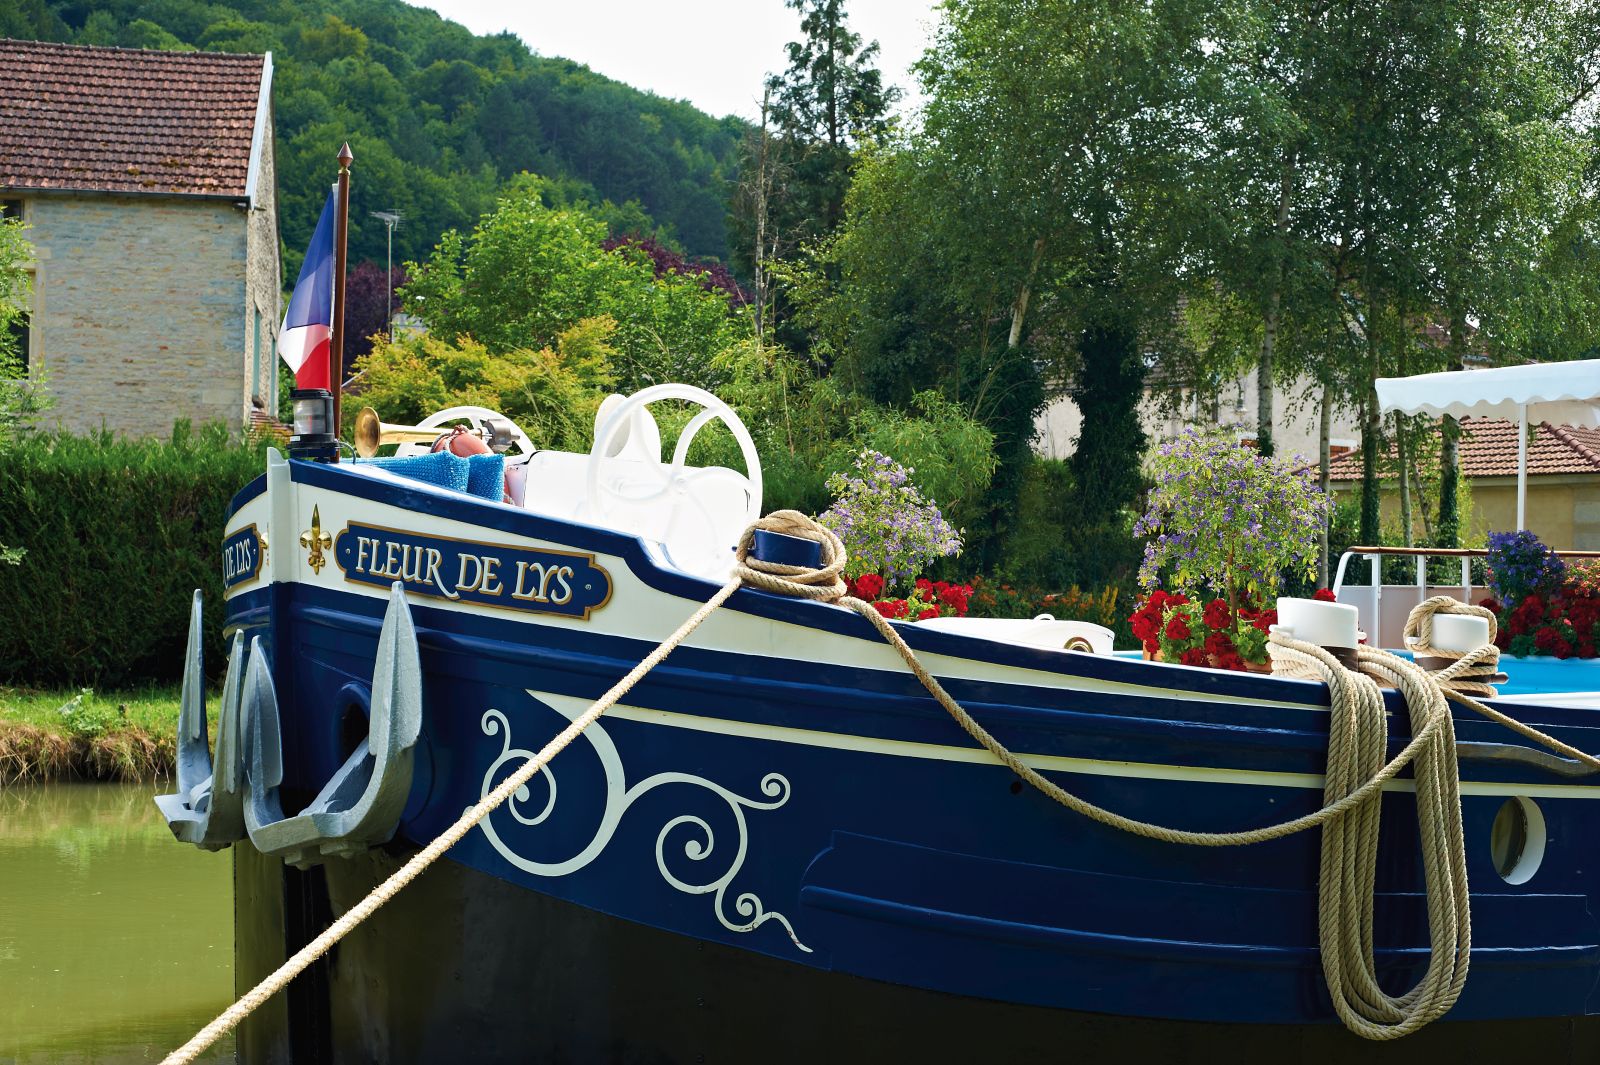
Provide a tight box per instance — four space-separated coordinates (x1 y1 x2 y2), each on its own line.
161 514 1590 1060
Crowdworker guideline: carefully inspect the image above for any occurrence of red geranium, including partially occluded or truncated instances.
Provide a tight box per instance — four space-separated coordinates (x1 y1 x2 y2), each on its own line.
853 573 885 600
873 598 908 620
934 582 972 616
1312 588 1338 603
1165 614 1192 642
916 607 940 621
1204 631 1236 658
1203 599 1231 631
1178 647 1209 666
1214 651 1247 671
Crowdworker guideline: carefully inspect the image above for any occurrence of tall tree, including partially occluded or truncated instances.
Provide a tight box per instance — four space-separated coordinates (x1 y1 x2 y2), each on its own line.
733 0 899 353
909 0 1227 527
766 0 898 238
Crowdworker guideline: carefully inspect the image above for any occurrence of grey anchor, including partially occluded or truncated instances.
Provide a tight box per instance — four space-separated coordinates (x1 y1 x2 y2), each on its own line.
240 581 424 868
154 591 247 848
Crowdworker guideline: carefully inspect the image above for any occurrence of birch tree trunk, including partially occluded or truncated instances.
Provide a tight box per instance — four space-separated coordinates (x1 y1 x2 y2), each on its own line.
1008 237 1046 349
1319 381 1332 589
753 90 772 346
1395 411 1412 545
1437 309 1467 546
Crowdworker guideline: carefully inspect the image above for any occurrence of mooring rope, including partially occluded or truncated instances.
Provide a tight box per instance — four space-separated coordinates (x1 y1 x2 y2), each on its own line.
161 514 1593 1060
1404 595 1600 773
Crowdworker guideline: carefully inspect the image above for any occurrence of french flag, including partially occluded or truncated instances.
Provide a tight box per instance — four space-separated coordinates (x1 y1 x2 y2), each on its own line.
278 185 339 389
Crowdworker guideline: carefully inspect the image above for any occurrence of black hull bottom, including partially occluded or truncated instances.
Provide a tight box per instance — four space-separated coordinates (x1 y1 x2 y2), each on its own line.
234 844 1600 1064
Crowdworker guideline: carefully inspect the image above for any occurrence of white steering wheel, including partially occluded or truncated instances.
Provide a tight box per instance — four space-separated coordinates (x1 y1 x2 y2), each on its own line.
584 385 763 566
395 405 536 458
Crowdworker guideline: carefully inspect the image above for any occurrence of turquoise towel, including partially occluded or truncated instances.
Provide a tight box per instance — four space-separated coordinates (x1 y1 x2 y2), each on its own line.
466 454 505 500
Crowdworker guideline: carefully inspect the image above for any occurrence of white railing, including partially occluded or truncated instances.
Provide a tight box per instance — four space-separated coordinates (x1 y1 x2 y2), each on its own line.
1332 545 1600 649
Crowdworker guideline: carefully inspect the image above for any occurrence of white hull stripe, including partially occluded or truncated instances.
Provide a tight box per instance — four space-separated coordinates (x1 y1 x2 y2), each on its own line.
601 702 1600 800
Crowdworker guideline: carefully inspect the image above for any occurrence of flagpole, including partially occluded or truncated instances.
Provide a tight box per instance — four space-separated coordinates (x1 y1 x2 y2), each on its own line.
330 142 353 452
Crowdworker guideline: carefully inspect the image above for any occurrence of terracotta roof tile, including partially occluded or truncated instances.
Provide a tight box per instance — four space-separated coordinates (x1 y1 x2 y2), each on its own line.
248 408 290 443
1327 417 1600 481
0 38 265 198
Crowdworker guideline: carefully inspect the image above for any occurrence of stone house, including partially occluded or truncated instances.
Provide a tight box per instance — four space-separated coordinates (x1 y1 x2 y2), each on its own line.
0 38 279 436
1036 370 1362 462
1327 418 1600 549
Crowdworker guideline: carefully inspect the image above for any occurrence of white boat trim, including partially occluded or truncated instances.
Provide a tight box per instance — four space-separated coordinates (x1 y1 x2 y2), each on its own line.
603 701 1600 800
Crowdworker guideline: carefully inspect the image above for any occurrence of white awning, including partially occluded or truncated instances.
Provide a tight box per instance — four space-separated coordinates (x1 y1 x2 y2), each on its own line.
1374 358 1600 531
1375 360 1600 427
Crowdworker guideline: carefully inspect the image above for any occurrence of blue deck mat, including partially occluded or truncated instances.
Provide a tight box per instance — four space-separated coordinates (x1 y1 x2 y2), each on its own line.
356 451 504 502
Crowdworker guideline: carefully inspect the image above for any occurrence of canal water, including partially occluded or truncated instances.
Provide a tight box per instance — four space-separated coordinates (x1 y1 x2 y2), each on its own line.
0 783 235 1063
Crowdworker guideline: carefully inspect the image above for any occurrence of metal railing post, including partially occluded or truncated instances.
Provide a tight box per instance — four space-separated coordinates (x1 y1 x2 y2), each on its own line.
1369 553 1383 649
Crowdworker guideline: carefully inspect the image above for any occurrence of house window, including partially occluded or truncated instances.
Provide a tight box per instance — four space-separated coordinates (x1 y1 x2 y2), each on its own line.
251 305 263 404
0 199 22 220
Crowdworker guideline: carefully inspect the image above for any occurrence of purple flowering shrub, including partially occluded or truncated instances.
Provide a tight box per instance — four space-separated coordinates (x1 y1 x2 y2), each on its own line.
1134 430 1329 604
819 449 962 587
1485 530 1565 606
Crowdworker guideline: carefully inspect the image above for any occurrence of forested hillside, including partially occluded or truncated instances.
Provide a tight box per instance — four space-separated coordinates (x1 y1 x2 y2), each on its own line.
0 0 747 267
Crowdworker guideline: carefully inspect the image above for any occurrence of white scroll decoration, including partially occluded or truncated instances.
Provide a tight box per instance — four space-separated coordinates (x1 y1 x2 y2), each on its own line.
477 691 811 953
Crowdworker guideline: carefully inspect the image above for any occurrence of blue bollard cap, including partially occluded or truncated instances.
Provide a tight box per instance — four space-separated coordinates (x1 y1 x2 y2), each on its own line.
752 528 823 569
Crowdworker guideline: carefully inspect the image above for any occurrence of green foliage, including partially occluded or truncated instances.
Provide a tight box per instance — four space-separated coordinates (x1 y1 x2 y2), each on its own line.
1136 430 1330 605
54 688 118 740
401 184 742 391
0 217 50 445
357 319 617 452
819 449 963 586
836 391 996 530
967 577 1135 646
989 455 1143 595
15 0 746 266
0 425 266 687
693 341 999 526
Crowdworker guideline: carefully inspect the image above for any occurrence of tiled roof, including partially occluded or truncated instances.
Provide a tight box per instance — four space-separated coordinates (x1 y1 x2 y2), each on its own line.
1328 417 1600 481
0 38 266 198
247 408 291 443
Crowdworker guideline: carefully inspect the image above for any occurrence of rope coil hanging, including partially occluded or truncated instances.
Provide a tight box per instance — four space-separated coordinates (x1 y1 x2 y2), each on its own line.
162 514 1596 1061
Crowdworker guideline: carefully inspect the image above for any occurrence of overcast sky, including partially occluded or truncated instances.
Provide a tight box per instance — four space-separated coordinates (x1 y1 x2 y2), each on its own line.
414 0 940 121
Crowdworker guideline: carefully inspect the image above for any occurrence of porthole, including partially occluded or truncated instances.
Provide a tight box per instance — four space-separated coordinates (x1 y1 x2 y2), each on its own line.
1489 796 1546 885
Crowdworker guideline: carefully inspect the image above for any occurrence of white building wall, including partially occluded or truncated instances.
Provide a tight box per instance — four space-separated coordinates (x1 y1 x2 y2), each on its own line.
1036 371 1361 461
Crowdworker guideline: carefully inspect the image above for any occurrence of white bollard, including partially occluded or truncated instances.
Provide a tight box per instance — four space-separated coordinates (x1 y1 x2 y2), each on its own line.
1426 613 1491 654
1275 597 1360 648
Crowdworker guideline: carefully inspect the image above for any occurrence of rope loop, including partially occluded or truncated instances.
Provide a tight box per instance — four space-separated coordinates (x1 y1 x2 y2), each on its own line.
1405 597 1503 697
733 510 849 601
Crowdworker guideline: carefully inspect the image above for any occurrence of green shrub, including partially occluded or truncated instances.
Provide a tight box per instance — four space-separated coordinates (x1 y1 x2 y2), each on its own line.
992 455 1143 593
0 423 266 686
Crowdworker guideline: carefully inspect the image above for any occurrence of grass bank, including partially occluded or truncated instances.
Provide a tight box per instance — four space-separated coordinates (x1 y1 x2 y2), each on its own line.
0 686 213 784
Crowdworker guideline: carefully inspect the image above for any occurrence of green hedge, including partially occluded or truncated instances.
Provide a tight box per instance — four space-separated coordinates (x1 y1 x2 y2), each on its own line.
0 424 267 686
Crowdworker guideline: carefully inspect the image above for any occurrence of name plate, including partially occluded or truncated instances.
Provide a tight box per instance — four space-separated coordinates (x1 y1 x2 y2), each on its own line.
222 524 265 590
333 522 612 619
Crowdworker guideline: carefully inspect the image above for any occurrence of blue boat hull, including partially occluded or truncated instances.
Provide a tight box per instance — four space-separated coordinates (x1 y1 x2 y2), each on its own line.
220 458 1600 1055
232 844 1600 1064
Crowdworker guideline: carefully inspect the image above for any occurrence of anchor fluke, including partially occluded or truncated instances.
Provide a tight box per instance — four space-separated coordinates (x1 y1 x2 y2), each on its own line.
242 583 424 868
153 592 247 849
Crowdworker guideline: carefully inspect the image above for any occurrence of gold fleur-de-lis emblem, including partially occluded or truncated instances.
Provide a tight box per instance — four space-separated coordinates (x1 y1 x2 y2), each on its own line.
300 505 332 575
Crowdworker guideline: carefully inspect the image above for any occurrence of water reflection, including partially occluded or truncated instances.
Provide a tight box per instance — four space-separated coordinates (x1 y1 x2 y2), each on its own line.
0 783 234 1063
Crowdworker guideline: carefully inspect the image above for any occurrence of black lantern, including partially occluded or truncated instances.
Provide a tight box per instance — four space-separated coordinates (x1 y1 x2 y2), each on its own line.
289 388 339 462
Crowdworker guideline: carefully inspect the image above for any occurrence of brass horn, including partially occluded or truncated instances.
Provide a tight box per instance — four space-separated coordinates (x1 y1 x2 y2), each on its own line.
354 407 516 458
